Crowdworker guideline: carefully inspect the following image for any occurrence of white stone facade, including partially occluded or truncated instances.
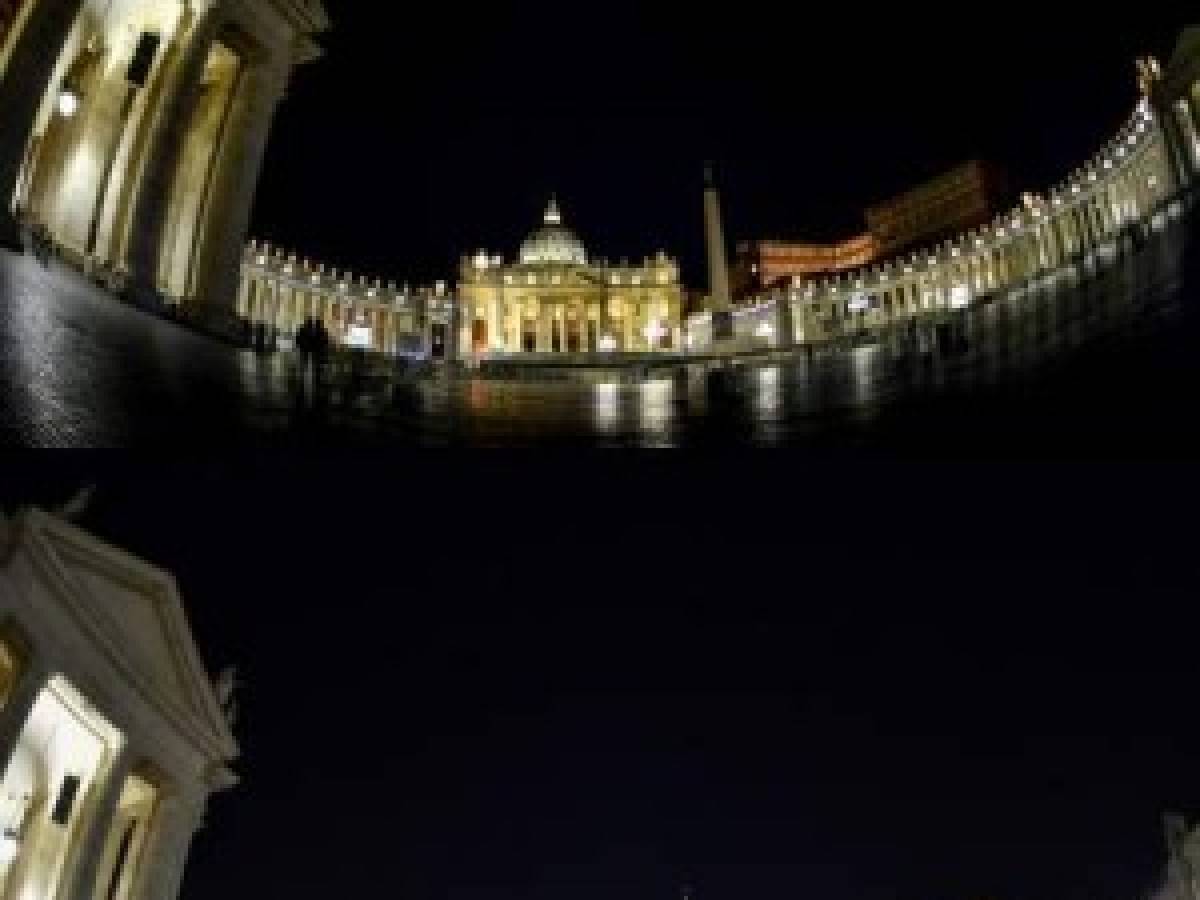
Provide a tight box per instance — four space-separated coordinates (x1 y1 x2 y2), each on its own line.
238 246 457 357
0 508 236 900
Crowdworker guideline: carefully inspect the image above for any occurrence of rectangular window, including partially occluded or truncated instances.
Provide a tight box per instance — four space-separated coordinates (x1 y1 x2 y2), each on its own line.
587 320 598 353
521 320 536 353
551 320 562 353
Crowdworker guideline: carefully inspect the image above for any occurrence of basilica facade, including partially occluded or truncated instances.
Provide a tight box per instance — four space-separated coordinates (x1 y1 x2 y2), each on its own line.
456 199 685 356
0 0 328 322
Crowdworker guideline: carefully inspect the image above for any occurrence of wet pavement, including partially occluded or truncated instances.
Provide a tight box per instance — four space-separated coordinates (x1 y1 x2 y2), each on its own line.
0 212 1197 452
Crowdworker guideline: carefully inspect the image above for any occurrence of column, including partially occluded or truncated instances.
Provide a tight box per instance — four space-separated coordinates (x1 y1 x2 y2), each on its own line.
1082 205 1096 252
132 791 205 900
1188 86 1200 142
1172 97 1200 177
235 272 251 319
777 291 795 347
489 296 501 355
1154 92 1193 190
124 9 220 300
599 296 611 347
0 0 85 249
188 59 289 322
64 749 134 900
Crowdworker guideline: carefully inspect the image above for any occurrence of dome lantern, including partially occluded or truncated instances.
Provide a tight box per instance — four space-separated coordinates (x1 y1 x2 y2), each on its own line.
520 195 587 265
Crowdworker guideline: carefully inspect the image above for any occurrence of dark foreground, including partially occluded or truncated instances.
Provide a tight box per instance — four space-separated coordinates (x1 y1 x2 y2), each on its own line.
0 212 1197 451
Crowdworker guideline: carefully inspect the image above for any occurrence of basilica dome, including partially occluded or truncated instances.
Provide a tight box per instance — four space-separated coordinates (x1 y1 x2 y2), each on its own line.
519 197 587 265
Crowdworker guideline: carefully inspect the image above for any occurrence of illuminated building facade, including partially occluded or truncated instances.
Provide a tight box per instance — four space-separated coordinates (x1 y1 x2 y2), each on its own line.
735 234 880 286
0 0 328 321
866 160 1008 257
695 31 1200 351
735 161 1006 292
457 199 685 356
250 27 1200 365
238 199 686 360
0 506 237 900
238 243 457 357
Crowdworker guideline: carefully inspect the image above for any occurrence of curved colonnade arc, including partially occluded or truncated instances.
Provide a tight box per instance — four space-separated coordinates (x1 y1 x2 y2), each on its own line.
236 248 456 356
759 49 1200 349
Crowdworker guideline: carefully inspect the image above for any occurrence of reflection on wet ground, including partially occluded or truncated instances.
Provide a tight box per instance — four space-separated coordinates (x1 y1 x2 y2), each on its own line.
0 210 1196 452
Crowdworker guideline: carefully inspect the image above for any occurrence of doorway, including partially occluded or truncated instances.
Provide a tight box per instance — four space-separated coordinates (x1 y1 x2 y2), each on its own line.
0 676 124 900
430 323 447 359
471 319 488 354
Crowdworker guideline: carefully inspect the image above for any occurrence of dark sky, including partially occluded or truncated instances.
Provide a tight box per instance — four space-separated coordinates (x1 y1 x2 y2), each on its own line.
4 461 1199 900
248 13 1190 285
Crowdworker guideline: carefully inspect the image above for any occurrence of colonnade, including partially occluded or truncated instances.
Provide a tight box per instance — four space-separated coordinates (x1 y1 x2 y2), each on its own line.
767 37 1200 348
0 0 327 322
238 243 456 357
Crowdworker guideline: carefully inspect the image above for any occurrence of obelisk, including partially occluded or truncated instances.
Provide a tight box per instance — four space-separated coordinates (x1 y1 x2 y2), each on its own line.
703 164 734 341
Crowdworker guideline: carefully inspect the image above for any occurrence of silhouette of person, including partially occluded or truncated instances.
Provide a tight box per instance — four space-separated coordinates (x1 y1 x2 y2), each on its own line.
296 318 313 365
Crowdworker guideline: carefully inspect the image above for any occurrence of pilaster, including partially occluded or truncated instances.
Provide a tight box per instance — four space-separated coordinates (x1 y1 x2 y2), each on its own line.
133 790 206 900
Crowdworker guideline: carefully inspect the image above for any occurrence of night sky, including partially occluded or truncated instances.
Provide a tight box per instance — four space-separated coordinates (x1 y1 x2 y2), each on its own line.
249 12 1190 286
3 461 1199 900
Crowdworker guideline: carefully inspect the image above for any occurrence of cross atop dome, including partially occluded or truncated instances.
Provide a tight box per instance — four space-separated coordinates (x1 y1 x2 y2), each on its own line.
544 195 562 225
